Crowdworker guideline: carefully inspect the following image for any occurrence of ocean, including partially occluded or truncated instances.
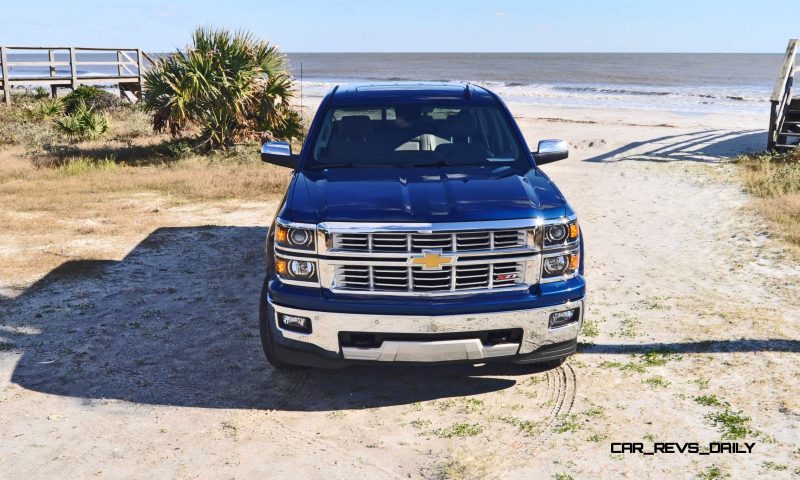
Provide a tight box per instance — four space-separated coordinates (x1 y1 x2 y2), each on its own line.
4 52 784 115
285 53 783 115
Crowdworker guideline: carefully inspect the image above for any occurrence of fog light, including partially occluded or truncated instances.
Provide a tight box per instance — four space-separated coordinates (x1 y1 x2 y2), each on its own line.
543 255 568 275
279 313 312 333
289 260 315 278
549 308 580 329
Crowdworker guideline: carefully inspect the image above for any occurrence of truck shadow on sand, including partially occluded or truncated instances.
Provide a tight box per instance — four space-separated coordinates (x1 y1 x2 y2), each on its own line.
4 226 796 412
583 129 766 163
1 226 532 411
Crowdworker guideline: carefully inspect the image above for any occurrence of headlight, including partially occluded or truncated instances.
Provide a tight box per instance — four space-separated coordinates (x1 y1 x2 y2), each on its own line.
542 252 580 278
275 224 315 251
275 255 318 283
543 220 579 248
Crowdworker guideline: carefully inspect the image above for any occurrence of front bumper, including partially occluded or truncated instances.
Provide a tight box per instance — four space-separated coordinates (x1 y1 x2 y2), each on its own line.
266 297 583 367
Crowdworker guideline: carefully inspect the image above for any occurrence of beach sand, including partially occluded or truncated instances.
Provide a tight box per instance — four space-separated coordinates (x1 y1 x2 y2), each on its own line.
1 101 799 479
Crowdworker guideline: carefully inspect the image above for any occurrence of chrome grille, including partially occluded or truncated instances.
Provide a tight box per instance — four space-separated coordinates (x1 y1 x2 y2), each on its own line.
335 261 525 293
331 229 526 253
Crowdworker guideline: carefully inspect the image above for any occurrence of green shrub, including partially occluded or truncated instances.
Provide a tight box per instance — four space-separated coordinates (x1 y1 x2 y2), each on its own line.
33 86 50 99
63 85 120 113
11 98 65 123
60 157 118 175
165 140 195 158
36 98 66 118
143 27 303 149
0 100 62 147
57 101 110 140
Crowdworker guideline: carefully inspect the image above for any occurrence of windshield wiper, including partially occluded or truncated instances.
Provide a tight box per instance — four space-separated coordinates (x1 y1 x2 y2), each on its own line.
310 162 356 169
403 160 455 167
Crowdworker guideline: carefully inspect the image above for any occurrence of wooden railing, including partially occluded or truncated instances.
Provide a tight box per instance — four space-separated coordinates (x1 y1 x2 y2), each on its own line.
0 46 156 105
768 39 798 150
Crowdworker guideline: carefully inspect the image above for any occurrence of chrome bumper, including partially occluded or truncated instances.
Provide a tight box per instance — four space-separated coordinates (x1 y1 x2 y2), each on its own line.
269 298 584 362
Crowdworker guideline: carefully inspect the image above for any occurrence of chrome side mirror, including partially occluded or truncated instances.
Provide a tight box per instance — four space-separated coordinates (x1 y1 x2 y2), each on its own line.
261 141 299 169
533 139 569 165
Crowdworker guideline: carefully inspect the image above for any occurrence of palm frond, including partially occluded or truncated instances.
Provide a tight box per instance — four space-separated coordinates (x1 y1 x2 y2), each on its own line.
142 26 302 149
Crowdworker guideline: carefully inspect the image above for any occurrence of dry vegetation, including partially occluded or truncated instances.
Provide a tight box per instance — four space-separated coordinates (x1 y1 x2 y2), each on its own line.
736 148 800 248
0 93 292 202
1 90 294 203
0 92 291 289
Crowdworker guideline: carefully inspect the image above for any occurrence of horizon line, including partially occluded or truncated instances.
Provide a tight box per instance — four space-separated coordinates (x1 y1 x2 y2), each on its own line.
281 51 784 55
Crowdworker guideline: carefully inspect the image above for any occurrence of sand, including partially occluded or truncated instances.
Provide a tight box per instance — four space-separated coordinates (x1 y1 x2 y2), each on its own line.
1 101 799 479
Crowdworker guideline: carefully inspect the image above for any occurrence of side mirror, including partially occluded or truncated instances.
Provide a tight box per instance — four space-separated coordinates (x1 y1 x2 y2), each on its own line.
261 141 299 169
533 139 569 165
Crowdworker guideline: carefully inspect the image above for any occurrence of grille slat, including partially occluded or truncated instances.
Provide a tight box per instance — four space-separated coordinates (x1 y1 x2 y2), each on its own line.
332 229 526 253
335 261 525 293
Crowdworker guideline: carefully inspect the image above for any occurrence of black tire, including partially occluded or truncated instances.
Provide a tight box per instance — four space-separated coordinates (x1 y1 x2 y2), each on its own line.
259 277 303 370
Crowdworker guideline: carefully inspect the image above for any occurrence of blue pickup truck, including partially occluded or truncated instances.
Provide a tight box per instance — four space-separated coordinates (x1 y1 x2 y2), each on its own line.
259 83 585 369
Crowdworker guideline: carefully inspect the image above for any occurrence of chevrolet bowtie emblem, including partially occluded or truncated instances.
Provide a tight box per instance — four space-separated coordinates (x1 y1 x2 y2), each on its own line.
410 250 454 270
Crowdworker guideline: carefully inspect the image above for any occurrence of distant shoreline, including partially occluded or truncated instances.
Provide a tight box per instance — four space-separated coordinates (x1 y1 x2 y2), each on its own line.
4 51 781 115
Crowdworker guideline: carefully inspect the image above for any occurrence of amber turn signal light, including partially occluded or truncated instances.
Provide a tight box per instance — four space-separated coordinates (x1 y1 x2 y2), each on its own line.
568 223 580 240
275 257 289 276
568 253 580 271
275 225 288 244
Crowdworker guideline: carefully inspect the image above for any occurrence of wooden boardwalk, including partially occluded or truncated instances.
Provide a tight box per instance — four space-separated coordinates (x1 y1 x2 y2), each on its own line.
768 39 799 150
0 46 155 105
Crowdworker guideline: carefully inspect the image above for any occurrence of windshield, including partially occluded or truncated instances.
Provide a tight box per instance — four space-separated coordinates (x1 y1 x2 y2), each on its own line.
307 104 528 169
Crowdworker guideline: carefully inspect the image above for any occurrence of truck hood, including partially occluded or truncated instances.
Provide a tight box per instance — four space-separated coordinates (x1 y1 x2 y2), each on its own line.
285 166 567 224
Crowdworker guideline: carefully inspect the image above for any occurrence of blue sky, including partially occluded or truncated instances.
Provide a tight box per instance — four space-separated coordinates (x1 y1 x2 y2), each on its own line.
2 0 796 53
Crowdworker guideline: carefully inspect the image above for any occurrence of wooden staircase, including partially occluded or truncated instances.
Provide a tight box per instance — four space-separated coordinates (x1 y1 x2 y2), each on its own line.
769 39 799 150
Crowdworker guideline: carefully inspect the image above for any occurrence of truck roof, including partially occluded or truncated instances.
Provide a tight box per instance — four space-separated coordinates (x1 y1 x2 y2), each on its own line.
327 82 499 106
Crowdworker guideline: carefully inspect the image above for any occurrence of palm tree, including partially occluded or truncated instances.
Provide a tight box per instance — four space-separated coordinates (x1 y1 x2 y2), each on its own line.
142 27 302 149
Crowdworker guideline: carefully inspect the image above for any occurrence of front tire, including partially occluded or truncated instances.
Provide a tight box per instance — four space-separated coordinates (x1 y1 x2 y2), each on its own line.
259 278 302 370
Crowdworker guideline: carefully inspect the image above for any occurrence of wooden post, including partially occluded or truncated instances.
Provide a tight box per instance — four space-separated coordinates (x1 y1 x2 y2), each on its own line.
49 49 57 98
49 49 56 77
1 46 10 106
136 48 144 100
116 51 124 77
69 47 77 91
768 101 778 150
117 51 125 99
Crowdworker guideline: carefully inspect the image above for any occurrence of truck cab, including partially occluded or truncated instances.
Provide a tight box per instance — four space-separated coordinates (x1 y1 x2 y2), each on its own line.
259 83 585 369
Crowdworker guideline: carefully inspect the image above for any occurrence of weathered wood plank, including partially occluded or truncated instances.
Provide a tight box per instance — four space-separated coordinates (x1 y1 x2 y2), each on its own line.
771 39 798 102
5 61 71 67
48 50 56 78
2 76 142 82
73 61 137 66
0 46 9 105
69 47 77 90
2 46 139 52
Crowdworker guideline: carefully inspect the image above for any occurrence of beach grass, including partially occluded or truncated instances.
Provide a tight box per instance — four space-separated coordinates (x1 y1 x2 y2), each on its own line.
0 100 292 285
736 148 800 248
0 95 293 207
